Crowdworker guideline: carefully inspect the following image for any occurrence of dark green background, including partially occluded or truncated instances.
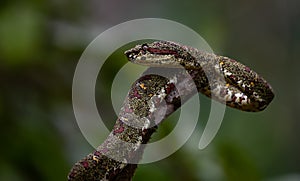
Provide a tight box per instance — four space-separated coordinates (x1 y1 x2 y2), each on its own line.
1 0 299 180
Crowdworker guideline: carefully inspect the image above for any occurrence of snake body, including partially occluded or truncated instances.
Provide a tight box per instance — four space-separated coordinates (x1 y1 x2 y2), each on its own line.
68 41 274 180
125 41 274 111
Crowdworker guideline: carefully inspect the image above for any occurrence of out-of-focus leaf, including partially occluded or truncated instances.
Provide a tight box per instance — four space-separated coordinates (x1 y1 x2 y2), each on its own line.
0 4 43 65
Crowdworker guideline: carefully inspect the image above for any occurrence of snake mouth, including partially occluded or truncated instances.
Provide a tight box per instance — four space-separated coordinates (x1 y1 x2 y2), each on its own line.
124 42 188 64
124 44 144 62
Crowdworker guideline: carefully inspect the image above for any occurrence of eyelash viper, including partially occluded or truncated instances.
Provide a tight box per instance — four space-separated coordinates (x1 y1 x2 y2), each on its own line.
68 41 274 181
125 40 274 112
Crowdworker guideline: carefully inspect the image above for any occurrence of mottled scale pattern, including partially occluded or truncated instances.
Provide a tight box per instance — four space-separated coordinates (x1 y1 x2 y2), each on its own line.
68 73 182 180
68 41 275 181
125 40 274 111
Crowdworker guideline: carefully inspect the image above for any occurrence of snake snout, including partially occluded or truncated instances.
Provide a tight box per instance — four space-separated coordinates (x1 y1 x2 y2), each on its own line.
124 50 137 61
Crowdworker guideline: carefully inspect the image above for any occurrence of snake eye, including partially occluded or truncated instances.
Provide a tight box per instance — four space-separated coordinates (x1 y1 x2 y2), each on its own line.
142 43 148 51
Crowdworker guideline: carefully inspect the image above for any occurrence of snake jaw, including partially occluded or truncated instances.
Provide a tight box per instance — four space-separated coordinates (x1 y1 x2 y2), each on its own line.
124 42 179 67
124 45 141 62
125 41 196 68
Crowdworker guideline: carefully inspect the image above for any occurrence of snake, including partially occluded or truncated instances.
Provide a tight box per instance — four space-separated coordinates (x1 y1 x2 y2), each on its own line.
68 41 274 180
125 40 274 112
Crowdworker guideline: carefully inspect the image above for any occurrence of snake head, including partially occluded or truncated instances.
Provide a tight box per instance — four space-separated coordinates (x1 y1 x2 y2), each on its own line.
124 41 194 68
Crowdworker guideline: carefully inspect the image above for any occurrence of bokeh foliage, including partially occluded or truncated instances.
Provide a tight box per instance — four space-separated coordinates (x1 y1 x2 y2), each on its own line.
1 0 299 180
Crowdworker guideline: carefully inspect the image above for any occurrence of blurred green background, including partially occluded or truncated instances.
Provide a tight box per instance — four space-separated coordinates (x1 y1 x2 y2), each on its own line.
1 0 299 180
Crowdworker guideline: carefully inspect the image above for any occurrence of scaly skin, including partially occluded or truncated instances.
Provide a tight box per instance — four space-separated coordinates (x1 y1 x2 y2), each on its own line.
68 41 275 181
125 41 274 111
